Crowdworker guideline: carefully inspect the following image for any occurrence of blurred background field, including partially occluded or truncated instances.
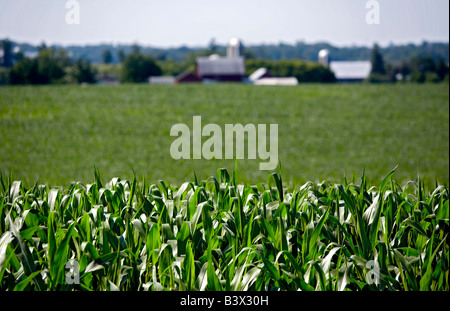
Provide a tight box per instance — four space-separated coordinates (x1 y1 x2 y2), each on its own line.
0 83 448 188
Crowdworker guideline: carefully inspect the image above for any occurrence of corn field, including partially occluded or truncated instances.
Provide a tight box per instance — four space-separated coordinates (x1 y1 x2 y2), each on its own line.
0 167 448 291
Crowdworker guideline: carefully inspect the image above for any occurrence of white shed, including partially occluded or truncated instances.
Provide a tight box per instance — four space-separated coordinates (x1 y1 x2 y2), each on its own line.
254 77 299 86
329 61 372 82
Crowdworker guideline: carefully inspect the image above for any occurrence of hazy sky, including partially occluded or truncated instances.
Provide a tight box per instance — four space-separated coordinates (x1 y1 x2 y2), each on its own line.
0 0 448 47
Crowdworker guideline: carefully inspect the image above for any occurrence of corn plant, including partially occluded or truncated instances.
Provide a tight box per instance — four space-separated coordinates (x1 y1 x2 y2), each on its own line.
0 167 448 291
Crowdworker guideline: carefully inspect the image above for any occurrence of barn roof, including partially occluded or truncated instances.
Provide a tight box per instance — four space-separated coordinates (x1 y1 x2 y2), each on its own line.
175 71 201 83
329 61 372 80
249 68 272 82
196 56 245 77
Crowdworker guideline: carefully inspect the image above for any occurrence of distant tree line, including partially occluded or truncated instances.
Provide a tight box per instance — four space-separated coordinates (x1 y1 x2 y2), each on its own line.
1 38 448 85
6 39 447 64
0 40 162 85
120 45 161 83
247 41 450 65
369 43 449 83
1 39 98 85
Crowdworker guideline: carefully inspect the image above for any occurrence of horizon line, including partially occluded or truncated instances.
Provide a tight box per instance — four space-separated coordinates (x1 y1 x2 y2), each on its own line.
2 37 449 50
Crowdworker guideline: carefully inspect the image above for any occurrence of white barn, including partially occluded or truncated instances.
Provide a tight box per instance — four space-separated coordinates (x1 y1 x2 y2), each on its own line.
329 61 372 82
319 49 372 82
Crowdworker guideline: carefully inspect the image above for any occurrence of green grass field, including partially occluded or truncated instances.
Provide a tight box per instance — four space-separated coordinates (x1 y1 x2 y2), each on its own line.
0 83 449 292
0 83 449 187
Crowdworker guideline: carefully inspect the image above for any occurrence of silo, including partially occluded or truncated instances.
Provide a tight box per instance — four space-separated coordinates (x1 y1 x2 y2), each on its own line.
227 38 243 58
318 49 330 67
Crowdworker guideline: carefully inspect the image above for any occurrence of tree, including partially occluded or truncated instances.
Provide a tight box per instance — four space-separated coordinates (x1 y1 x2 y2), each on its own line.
13 49 24 62
0 39 13 67
131 44 141 54
71 58 97 84
37 42 48 52
9 47 71 84
435 57 449 81
9 58 40 84
54 49 72 68
409 56 438 83
371 44 386 75
242 49 255 60
121 52 162 83
117 48 126 63
208 38 218 53
158 59 186 76
410 56 436 73
102 49 113 64
35 48 66 83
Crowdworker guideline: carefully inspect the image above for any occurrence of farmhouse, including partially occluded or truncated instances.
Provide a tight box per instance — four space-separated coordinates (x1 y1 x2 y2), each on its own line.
319 49 372 82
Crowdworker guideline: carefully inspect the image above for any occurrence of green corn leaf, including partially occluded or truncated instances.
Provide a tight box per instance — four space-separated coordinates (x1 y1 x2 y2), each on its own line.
0 245 18 283
13 270 42 291
404 219 429 239
7 214 45 291
184 240 196 290
9 181 21 203
206 247 222 291
337 261 351 292
380 165 398 192
306 206 330 261
259 254 280 282
50 223 75 286
48 189 59 212
0 231 14 267
240 266 261 291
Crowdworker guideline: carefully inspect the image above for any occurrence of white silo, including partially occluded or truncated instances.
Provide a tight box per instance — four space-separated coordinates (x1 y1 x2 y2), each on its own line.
318 49 330 67
227 38 243 58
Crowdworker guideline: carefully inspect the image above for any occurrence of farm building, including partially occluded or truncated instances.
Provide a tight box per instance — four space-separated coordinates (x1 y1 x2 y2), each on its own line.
329 61 372 82
196 54 245 82
248 67 298 85
176 38 245 83
149 76 175 84
248 68 273 82
175 71 202 83
319 49 372 82
253 77 299 86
